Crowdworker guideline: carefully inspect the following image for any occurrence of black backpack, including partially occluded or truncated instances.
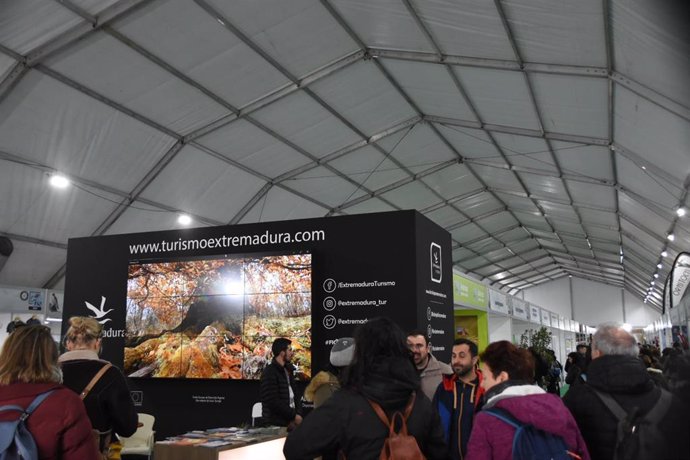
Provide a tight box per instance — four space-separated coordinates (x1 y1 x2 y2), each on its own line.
591 387 673 460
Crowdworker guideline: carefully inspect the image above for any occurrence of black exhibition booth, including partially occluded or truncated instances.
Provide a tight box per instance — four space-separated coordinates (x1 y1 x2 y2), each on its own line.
62 210 453 438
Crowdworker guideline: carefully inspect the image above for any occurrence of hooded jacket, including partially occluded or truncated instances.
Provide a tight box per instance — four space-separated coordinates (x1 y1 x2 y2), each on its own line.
466 382 590 460
303 370 340 408
283 356 448 460
563 354 690 460
59 350 138 437
0 382 100 459
433 369 485 460
419 353 453 401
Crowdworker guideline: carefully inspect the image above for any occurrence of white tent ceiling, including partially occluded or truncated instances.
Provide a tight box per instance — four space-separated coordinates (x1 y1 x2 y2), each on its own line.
0 0 688 311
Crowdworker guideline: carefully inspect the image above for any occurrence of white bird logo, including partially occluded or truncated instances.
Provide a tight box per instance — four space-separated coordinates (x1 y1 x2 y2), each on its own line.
85 296 113 324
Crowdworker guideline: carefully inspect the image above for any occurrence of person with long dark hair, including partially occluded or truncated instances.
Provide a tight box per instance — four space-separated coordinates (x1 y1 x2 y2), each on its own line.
283 317 447 459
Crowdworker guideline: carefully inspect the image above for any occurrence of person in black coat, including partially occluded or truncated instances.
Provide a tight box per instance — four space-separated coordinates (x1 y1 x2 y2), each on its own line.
260 337 302 429
283 317 447 460
563 323 690 460
58 316 138 446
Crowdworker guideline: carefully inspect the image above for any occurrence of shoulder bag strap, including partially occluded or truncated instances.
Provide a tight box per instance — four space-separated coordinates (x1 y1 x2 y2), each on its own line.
641 388 673 425
81 363 112 400
589 387 627 421
368 399 391 428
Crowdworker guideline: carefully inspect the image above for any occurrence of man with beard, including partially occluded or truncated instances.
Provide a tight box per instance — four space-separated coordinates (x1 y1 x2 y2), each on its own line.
260 338 302 430
407 330 452 401
433 338 485 460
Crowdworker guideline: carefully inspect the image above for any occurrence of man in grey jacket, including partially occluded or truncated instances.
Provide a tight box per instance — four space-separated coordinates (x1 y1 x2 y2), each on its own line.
407 330 452 400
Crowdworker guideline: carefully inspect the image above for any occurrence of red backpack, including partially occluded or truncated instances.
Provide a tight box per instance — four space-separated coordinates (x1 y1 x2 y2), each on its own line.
368 393 426 460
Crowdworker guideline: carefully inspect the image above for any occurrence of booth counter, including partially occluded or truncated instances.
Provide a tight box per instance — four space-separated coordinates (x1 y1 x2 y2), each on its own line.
154 428 286 460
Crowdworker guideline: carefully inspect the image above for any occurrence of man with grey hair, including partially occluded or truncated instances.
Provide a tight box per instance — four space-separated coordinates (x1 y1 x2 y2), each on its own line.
563 323 689 460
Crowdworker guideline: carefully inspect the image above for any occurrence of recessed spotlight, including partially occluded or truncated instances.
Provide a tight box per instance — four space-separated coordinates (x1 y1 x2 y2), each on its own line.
177 214 192 225
661 250 668 257
641 165 647 170
49 174 70 188
667 233 675 241
657 263 662 269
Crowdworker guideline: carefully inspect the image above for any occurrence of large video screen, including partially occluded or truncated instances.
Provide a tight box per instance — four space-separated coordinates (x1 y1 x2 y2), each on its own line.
123 252 311 380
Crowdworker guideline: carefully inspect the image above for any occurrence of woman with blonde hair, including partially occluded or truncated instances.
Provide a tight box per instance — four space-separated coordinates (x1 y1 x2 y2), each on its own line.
59 316 137 456
0 325 99 458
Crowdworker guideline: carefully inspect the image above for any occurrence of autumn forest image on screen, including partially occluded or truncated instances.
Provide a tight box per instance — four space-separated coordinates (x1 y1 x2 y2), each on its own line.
124 253 311 380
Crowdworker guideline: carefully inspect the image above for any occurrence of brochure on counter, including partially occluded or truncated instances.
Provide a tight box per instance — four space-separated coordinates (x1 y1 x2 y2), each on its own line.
157 426 285 448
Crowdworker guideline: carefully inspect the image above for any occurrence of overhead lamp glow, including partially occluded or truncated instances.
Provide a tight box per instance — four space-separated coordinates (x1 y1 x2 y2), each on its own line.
177 214 192 225
622 323 632 332
677 207 687 217
651 280 656 285
654 273 659 278
667 233 675 241
661 250 668 257
49 174 70 188
657 263 663 269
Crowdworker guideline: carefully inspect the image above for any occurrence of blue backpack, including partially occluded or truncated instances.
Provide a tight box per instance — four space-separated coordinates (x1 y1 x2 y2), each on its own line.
484 407 582 460
0 390 55 460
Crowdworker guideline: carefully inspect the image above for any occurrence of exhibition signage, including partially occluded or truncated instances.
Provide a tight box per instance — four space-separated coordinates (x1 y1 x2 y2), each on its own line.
512 298 529 321
541 309 551 326
529 304 540 323
62 210 453 437
489 289 509 314
664 252 690 314
550 313 559 328
453 273 488 309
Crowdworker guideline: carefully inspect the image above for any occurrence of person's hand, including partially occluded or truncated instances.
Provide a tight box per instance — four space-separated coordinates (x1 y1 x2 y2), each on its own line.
294 414 303 425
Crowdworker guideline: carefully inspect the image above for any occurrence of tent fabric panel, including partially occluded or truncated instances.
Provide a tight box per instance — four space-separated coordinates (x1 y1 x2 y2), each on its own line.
502 0 606 67
514 212 551 232
616 153 683 208
195 119 311 179
413 0 515 60
422 164 484 199
465 238 504 255
586 226 621 242
341 197 396 216
496 227 529 244
467 163 524 193
310 60 418 137
476 212 519 234
452 247 475 263
104 200 196 236
379 180 440 210
452 66 541 130
611 0 690 108
69 0 120 15
529 73 608 139
0 240 67 287
0 0 82 54
287 166 368 208
621 225 663 258
578 208 618 228
46 33 231 135
328 146 410 192
537 200 579 221
382 124 456 173
520 172 569 198
450 222 486 244
0 72 177 191
381 59 477 121
436 125 501 160
138 144 268 222
553 143 612 182
0 54 17 78
329 0 432 52
618 193 672 239
251 90 362 158
454 193 503 219
115 0 291 108
491 133 556 173
425 206 466 229
237 187 327 224
566 181 616 209
614 86 690 184
0 163 120 243
207 0 358 78
493 192 540 214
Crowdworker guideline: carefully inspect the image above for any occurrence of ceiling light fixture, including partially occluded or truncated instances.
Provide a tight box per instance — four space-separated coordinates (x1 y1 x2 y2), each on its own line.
667 233 675 241
177 214 192 225
657 263 662 269
677 207 687 217
661 250 668 257
654 273 659 278
49 174 70 188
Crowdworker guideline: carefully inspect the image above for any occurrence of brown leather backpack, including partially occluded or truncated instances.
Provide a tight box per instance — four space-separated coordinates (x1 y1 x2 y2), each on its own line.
368 393 426 460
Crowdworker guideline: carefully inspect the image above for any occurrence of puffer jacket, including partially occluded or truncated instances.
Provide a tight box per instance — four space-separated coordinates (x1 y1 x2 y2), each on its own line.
260 359 300 426
563 354 690 460
283 356 448 460
59 350 138 437
0 382 100 459
467 382 589 460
